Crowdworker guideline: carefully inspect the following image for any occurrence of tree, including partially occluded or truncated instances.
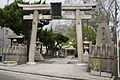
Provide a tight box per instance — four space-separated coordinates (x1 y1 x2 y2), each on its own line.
37 27 69 56
66 21 96 48
0 0 30 45
0 0 49 44
0 0 51 60
64 0 119 43
53 33 69 48
83 0 119 43
38 29 55 56
82 26 96 44
0 8 4 26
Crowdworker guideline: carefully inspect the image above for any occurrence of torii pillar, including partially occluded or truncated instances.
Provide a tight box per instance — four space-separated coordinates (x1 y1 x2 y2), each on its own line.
27 10 39 64
76 9 83 63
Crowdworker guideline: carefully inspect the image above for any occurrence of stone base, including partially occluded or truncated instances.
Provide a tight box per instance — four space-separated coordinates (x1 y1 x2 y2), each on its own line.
27 62 36 64
101 72 112 77
83 52 89 63
76 63 87 66
90 70 100 76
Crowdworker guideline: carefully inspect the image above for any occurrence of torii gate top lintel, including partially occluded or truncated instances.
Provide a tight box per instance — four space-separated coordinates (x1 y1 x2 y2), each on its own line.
18 3 97 11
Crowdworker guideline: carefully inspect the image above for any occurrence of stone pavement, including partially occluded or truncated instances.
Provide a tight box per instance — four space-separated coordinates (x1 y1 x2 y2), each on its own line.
0 63 112 80
0 70 71 80
47 56 73 64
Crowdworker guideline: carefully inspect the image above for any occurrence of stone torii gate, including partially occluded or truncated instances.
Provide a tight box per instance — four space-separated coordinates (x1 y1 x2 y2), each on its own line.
18 2 97 64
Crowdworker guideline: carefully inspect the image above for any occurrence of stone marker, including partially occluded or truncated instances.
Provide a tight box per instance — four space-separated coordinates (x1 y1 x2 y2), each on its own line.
96 22 112 45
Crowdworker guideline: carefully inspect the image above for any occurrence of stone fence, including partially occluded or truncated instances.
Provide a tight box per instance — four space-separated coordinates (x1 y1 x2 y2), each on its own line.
2 45 27 65
88 41 117 74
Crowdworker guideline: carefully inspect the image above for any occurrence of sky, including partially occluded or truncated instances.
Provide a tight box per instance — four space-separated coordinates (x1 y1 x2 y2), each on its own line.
0 0 65 8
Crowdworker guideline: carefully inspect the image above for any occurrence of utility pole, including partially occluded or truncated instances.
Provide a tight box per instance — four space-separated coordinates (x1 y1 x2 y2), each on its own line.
3 28 4 47
114 0 118 44
114 0 118 79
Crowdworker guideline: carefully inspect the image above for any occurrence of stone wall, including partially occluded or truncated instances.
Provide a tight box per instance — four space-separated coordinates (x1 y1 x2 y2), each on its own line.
2 45 27 65
88 41 116 74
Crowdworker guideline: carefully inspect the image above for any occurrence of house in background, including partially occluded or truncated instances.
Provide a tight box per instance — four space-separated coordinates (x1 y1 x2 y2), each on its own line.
0 26 16 46
0 26 15 62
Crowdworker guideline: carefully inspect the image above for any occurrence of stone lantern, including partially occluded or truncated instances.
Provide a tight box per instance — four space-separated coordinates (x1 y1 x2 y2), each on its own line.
83 37 89 63
35 38 43 61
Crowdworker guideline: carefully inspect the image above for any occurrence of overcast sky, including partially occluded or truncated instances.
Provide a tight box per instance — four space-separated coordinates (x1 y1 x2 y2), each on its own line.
0 0 65 8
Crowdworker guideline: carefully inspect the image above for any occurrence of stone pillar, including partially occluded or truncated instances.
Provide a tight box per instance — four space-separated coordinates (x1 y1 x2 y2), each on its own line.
64 49 67 58
76 9 83 63
27 10 39 64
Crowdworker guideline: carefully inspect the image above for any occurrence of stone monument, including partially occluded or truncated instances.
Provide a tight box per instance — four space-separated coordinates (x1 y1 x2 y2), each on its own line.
96 22 112 45
88 22 116 76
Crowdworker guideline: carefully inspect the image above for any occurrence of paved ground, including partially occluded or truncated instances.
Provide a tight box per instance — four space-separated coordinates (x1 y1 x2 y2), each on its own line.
47 56 74 64
36 56 78 64
0 70 71 80
0 64 112 80
0 71 18 80
0 56 113 80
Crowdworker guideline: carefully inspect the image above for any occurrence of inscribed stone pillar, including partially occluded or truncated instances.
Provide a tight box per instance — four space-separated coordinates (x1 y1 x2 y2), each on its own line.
27 10 39 64
76 9 83 63
96 22 112 45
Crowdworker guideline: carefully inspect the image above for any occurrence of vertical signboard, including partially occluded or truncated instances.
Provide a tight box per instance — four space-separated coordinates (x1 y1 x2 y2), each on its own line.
51 2 62 19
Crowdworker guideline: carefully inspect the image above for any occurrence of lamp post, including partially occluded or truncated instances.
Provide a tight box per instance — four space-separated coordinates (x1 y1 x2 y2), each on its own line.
117 30 119 77
3 27 4 47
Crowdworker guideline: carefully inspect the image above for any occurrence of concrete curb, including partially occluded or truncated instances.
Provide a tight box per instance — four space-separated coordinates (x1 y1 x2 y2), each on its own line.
110 76 115 80
0 68 87 80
